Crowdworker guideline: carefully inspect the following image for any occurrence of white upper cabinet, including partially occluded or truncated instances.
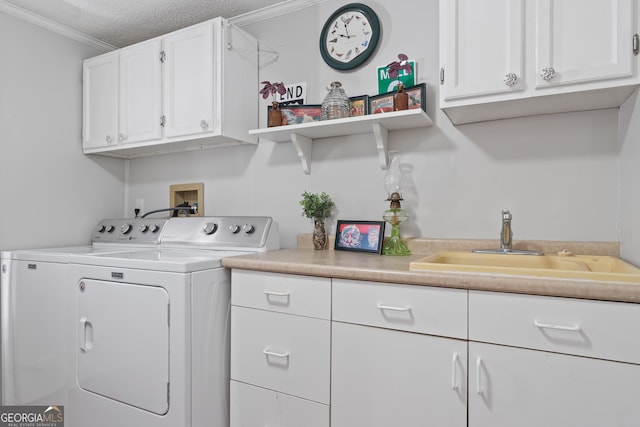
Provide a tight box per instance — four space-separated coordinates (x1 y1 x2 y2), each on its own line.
119 39 162 144
162 23 214 138
441 0 525 100
82 52 118 149
440 0 639 124
82 18 258 158
535 0 633 88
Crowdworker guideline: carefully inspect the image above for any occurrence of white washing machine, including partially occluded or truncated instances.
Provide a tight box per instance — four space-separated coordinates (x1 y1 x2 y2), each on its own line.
0 218 169 406
66 216 278 427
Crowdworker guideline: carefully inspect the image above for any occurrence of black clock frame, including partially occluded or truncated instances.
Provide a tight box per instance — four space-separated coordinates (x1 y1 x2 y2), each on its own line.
319 3 381 71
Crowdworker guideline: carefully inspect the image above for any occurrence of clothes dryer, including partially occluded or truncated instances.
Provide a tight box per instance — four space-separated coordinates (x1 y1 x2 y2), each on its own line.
66 216 278 427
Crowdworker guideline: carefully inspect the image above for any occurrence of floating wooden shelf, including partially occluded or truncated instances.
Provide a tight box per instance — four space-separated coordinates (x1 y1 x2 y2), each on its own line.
249 109 434 174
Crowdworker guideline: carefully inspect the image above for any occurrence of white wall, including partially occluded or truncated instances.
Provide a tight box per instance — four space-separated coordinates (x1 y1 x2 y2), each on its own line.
126 0 622 250
0 11 125 250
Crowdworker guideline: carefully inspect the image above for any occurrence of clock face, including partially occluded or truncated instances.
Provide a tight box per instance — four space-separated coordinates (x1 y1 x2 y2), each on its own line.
320 3 380 70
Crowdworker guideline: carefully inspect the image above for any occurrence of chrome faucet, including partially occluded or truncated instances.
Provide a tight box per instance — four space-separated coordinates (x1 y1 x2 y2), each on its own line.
500 210 513 251
472 210 544 255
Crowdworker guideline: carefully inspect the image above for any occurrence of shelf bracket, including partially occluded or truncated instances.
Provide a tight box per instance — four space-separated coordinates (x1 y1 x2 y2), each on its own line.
290 133 312 174
372 123 389 170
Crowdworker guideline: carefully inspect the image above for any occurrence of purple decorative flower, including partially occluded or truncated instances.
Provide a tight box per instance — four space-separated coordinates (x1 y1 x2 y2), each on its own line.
386 54 413 80
259 81 287 102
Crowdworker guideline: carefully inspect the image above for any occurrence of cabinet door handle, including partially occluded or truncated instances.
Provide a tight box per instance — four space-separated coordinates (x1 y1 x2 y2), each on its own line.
263 290 290 297
376 303 411 312
451 352 459 390
262 348 289 358
476 356 483 395
534 320 581 332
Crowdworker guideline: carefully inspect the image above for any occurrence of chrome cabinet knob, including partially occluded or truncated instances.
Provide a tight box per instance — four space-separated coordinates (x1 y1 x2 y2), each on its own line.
200 120 209 130
504 73 518 86
105 135 113 143
540 67 556 81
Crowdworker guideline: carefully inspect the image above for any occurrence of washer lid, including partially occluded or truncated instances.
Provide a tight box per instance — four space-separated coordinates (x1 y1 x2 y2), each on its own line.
69 249 245 272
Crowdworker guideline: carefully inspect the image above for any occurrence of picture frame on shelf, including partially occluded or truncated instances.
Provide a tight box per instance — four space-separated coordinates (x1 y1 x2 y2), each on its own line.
349 95 369 117
267 104 322 125
369 92 394 114
405 83 427 112
334 220 386 254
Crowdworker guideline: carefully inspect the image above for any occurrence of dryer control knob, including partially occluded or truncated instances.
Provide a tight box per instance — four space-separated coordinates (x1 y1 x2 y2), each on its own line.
203 222 218 235
106 225 115 233
139 224 149 233
121 223 133 234
242 224 255 234
97 225 106 233
150 224 161 233
229 224 241 234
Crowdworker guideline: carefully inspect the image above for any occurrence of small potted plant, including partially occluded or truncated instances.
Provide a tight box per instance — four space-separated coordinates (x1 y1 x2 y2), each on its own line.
300 191 335 250
386 53 413 111
260 81 287 127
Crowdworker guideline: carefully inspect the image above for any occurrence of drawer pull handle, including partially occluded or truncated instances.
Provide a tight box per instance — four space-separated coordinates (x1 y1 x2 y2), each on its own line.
534 320 581 332
264 290 290 297
451 352 459 390
263 348 290 358
377 303 411 312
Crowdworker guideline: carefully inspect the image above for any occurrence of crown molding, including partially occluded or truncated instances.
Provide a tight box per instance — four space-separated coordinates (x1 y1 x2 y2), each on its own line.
230 0 328 27
0 0 116 51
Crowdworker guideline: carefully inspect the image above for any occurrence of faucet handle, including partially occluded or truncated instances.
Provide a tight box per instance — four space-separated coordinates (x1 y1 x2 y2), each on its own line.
502 210 512 221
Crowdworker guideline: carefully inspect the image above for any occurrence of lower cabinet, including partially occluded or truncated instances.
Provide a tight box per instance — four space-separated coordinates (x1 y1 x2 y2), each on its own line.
469 342 640 427
230 270 640 427
229 270 331 427
332 322 467 427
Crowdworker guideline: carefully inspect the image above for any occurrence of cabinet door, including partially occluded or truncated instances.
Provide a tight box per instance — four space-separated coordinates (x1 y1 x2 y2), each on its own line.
440 0 525 100
83 52 118 149
162 22 214 138
119 40 162 144
469 342 640 427
536 0 634 88
331 322 467 427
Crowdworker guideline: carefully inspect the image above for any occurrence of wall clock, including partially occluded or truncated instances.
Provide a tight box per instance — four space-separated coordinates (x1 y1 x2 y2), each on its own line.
319 3 380 70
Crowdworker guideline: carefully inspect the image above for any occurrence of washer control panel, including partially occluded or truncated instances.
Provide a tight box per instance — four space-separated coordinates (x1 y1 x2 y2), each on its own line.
91 218 169 244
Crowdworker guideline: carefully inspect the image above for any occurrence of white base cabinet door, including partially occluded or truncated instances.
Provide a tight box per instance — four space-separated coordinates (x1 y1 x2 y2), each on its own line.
469 342 640 427
331 321 467 427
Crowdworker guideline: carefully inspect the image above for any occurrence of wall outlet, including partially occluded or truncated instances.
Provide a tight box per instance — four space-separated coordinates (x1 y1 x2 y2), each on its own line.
135 199 144 216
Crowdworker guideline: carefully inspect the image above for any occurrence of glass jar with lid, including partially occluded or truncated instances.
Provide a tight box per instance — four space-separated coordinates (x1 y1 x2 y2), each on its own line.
321 81 350 120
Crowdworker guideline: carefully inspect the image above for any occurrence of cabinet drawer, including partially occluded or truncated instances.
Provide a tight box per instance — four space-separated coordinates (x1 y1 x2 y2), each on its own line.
332 279 467 339
469 291 640 363
230 306 330 404
231 270 330 319
230 381 329 427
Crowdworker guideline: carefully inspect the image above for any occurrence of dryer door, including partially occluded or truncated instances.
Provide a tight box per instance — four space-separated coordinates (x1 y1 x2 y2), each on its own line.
76 279 169 415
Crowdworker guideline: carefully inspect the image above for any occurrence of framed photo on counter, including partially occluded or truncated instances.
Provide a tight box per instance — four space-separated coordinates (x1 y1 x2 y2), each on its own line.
334 220 385 254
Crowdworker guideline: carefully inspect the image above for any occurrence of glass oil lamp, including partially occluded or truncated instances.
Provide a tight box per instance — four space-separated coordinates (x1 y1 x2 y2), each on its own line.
382 151 410 256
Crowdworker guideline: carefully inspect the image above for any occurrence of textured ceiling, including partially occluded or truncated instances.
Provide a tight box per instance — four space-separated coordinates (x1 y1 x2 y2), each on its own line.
2 0 285 47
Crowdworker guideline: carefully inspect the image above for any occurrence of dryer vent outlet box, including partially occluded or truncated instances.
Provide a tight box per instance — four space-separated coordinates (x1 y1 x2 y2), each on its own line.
170 183 204 217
